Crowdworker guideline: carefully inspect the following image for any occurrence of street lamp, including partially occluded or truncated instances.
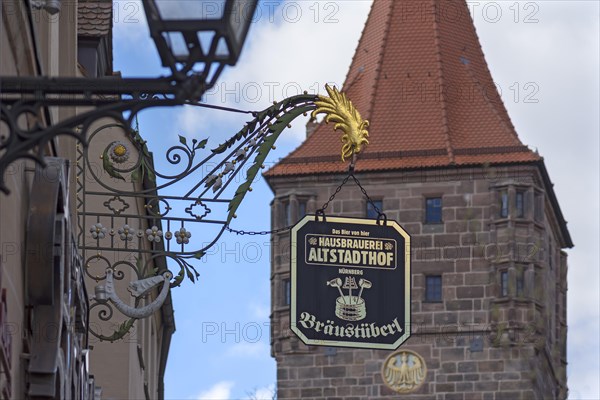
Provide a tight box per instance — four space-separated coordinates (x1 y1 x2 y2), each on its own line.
0 0 259 194
144 0 258 84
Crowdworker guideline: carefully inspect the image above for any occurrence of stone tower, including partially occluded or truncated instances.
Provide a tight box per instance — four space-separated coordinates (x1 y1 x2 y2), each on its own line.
264 0 572 398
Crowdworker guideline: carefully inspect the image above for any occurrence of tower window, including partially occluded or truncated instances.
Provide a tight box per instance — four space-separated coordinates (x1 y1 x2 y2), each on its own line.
425 197 442 224
500 191 509 218
516 190 525 218
501 271 509 297
425 275 442 302
366 200 383 219
298 200 307 219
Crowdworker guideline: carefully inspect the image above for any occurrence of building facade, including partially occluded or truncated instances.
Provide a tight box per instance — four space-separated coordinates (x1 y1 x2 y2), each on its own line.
0 1 173 398
266 1 571 399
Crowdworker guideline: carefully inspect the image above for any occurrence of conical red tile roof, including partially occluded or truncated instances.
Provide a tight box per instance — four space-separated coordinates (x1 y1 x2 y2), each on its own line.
265 0 539 177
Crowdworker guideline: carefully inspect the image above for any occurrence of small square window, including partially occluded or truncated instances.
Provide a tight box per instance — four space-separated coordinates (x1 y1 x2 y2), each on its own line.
516 191 525 218
366 200 383 219
425 197 442 224
501 271 509 297
500 191 509 218
298 201 307 219
283 278 291 306
425 275 442 302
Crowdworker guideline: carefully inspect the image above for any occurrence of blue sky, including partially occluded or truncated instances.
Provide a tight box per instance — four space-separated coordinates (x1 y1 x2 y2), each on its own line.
112 1 599 399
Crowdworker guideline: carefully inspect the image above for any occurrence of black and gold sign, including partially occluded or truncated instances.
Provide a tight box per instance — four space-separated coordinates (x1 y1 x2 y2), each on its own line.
290 216 411 349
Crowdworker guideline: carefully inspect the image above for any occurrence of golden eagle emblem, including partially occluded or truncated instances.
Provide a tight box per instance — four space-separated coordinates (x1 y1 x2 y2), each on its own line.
382 350 427 393
311 84 369 162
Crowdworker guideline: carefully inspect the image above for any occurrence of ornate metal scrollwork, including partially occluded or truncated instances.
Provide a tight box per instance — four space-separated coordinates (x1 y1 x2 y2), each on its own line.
1 76 367 341
76 92 323 340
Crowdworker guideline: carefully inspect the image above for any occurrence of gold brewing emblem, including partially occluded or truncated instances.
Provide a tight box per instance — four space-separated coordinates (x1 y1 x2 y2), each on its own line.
382 350 427 393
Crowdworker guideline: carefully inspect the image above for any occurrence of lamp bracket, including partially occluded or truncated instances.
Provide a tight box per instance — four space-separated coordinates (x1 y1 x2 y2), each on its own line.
0 74 214 194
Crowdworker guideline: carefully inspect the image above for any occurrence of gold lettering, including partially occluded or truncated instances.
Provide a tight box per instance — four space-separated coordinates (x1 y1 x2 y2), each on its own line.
352 250 361 264
299 312 315 329
393 318 403 333
344 251 353 264
308 248 318 262
369 252 377 265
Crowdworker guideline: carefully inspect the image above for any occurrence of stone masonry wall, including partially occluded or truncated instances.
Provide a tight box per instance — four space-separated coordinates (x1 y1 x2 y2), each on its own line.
268 165 568 399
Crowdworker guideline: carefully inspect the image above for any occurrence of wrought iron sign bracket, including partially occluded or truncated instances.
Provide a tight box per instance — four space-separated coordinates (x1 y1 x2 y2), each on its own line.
2 80 370 341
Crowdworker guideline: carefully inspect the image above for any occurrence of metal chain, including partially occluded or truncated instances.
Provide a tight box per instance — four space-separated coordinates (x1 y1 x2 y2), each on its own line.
227 170 387 236
318 172 387 223
350 173 385 217
318 174 352 213
226 224 294 236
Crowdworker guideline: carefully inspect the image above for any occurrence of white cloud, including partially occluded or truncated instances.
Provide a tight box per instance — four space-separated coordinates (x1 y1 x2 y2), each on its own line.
471 3 600 398
195 381 234 400
175 1 373 143
177 106 209 138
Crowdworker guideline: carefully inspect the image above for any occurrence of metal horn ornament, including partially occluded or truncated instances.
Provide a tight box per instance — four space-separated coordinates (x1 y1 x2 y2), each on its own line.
97 268 173 319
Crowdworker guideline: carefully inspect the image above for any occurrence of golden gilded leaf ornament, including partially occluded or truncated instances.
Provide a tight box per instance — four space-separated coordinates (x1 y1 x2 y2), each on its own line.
311 84 369 162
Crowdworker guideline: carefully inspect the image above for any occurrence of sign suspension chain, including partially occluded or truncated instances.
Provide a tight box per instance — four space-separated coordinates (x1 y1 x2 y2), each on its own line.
228 83 376 235
315 168 388 225
226 166 388 236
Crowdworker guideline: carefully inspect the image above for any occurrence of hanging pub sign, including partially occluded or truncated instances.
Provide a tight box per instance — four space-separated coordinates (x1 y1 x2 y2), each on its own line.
290 215 411 350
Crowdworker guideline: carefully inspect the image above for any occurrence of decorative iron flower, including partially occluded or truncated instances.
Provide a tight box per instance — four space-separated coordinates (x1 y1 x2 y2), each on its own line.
90 223 107 239
118 224 136 241
174 227 192 244
234 148 247 160
222 162 235 175
108 141 130 164
212 176 223 193
206 174 218 187
146 226 163 243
